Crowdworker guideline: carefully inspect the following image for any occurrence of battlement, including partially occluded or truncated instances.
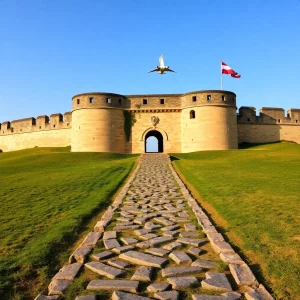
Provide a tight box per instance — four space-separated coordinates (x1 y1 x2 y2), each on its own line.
0 112 72 135
237 107 300 125
72 90 236 112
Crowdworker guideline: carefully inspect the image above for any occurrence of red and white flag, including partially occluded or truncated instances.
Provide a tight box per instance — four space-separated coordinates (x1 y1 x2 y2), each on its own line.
221 61 241 78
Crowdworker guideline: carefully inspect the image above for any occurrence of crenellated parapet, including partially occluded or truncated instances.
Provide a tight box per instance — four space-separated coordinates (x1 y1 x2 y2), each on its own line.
0 112 72 136
238 107 300 125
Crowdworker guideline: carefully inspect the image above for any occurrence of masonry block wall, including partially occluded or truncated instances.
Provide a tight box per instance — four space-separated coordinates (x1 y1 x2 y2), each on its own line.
0 90 299 153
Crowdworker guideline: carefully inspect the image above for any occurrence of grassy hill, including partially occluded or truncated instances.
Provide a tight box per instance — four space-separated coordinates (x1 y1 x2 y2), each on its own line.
0 147 138 299
171 142 300 300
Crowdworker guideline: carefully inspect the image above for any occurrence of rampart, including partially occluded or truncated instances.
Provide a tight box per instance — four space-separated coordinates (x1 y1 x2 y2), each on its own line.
0 90 299 153
237 107 300 144
0 112 72 152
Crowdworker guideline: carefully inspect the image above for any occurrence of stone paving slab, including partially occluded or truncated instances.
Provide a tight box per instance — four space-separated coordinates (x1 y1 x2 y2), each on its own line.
69 246 93 264
191 259 217 269
103 231 117 240
92 250 114 261
154 290 179 300
85 262 125 279
48 279 71 295
53 263 82 280
112 291 153 300
145 248 170 257
131 266 153 281
119 250 167 268
169 251 192 264
229 263 257 286
104 239 121 250
147 283 170 292
161 266 203 277
87 280 139 293
81 232 102 246
201 272 232 292
192 292 242 300
167 276 199 288
244 284 274 300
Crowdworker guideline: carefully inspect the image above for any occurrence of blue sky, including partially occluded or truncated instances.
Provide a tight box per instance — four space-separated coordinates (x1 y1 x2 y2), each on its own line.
0 0 300 123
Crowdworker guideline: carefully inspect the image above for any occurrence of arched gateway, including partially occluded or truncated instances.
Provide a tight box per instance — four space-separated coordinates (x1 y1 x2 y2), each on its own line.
145 130 163 153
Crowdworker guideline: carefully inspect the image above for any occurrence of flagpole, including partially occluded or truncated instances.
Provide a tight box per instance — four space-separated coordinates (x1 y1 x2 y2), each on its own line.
220 60 223 90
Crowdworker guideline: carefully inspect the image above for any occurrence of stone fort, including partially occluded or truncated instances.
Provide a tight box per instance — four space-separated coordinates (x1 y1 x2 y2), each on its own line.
0 90 299 153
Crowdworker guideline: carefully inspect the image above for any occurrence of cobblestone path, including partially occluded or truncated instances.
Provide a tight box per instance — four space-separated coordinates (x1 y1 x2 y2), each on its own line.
36 154 274 300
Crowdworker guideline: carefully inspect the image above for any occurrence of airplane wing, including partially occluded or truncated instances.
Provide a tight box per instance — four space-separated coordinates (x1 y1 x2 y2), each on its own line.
148 67 159 73
166 68 176 73
159 55 164 67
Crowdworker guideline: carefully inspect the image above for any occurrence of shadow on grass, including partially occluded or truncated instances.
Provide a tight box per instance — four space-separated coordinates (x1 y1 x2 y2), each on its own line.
170 155 180 161
238 141 281 149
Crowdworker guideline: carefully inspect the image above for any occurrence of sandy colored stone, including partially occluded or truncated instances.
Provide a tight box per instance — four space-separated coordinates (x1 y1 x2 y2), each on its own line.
92 250 114 261
53 262 82 280
114 225 140 231
119 250 167 268
154 290 179 300
163 241 182 251
210 240 235 254
104 238 121 250
219 252 244 264
112 245 135 254
229 263 257 286
121 237 138 245
191 259 217 268
161 266 203 277
69 246 93 264
192 292 242 300
107 259 130 269
177 237 206 247
85 261 125 279
201 272 232 292
103 231 117 240
161 225 180 232
139 233 158 240
131 266 153 281
87 280 139 293
48 279 71 295
167 276 198 288
145 248 170 257
81 232 102 246
169 251 192 264
187 247 204 256
245 284 274 300
147 283 170 292
112 291 153 300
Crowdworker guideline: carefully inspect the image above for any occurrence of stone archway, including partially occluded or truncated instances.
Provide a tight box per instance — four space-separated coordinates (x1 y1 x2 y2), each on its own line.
145 130 164 153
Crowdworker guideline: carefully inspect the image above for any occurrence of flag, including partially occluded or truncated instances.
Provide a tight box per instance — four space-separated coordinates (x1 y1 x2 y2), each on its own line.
221 61 241 78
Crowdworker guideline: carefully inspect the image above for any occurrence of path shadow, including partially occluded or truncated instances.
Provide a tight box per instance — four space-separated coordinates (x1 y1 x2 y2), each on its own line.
238 141 281 149
170 155 180 161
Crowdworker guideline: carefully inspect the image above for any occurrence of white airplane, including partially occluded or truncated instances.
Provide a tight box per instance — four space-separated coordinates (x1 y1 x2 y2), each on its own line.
149 55 176 74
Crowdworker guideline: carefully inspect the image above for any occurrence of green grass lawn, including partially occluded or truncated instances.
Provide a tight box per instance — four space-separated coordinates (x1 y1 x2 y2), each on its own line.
0 147 138 299
171 142 300 300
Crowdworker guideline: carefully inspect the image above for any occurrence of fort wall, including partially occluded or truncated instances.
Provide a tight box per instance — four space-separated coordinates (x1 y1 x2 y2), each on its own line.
237 106 300 144
0 90 299 153
0 112 71 152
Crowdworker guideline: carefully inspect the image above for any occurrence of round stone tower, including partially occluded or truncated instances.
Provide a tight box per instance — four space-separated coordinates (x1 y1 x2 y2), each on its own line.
71 92 128 152
181 90 238 152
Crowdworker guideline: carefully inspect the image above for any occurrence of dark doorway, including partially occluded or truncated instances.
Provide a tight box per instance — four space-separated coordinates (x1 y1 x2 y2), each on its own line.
145 130 164 153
